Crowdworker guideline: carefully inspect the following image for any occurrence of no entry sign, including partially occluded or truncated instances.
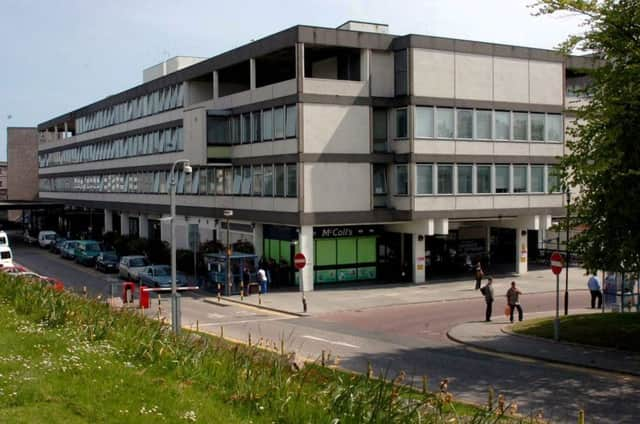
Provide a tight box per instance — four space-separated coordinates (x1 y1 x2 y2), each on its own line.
550 251 564 275
294 252 307 270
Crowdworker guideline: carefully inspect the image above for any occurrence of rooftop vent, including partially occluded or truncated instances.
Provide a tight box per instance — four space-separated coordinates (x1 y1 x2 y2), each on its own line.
143 56 206 83
337 20 388 34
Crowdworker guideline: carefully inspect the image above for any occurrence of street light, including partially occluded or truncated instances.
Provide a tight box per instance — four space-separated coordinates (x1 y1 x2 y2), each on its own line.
169 159 192 334
223 210 233 296
564 190 571 316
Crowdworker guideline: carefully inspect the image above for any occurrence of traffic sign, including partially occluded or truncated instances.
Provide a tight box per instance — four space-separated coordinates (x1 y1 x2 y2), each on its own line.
550 251 563 275
294 252 307 270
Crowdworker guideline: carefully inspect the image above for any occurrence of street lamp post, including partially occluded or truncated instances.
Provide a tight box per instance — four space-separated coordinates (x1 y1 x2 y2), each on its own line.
564 190 571 316
224 210 233 296
169 159 192 335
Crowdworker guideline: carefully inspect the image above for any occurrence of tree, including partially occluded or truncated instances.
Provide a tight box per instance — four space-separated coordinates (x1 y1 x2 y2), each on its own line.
534 0 640 273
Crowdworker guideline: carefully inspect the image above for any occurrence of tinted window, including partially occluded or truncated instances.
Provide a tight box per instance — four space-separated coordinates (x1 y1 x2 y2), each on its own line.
130 258 149 267
155 267 171 276
1 252 11 259
86 243 101 252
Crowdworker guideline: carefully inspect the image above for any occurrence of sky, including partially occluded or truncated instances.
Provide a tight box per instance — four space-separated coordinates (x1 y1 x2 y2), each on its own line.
0 0 586 161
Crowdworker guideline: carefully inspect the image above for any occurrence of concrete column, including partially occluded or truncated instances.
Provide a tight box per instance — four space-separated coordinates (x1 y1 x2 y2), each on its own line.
295 43 305 93
213 71 219 99
298 225 314 292
360 48 370 82
120 213 129 236
253 223 263 258
103 210 112 233
139 215 149 239
412 234 426 283
435 218 449 235
250 58 256 90
516 228 528 275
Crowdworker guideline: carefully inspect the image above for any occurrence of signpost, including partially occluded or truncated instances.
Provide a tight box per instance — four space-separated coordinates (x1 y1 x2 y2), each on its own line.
294 252 307 313
550 251 563 341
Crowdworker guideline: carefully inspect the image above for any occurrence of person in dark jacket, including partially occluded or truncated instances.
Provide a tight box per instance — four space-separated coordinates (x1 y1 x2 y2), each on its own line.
481 277 495 321
474 260 484 290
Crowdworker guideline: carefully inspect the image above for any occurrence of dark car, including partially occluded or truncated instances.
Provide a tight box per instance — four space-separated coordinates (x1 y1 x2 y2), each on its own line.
49 236 67 253
95 252 119 273
74 240 103 266
60 241 79 259
138 265 189 289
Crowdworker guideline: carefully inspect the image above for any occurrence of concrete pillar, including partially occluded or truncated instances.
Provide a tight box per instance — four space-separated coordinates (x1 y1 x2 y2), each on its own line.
139 215 149 239
253 223 263 258
360 48 370 82
104 209 113 233
435 218 449 235
250 58 256 90
298 225 314 292
412 234 426 283
120 213 129 236
516 228 528 275
213 71 219 99
295 43 305 93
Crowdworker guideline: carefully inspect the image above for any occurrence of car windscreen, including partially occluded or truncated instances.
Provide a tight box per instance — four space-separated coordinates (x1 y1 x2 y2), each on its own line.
129 258 149 267
103 253 118 261
85 243 101 252
45 234 56 240
155 267 171 276
0 237 7 244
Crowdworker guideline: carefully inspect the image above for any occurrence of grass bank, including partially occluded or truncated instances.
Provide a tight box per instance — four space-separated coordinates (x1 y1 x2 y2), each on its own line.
0 274 538 423
513 313 640 352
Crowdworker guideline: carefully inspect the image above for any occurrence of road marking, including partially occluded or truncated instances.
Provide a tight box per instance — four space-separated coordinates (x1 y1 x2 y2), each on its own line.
302 335 360 349
207 313 225 319
197 316 287 327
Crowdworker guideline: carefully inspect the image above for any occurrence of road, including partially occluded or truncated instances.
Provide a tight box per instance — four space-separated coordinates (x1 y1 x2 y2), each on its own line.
12 244 640 423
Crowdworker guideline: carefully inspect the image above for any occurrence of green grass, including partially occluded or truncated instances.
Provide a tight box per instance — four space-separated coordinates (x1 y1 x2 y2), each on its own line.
0 274 540 423
513 313 640 352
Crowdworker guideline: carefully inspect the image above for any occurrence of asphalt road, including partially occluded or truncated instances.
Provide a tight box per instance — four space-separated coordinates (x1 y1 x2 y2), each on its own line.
12 244 640 423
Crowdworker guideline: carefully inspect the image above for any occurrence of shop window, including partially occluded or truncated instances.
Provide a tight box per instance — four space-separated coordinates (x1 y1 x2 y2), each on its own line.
415 106 434 138
316 239 337 266
357 237 376 263
337 238 357 265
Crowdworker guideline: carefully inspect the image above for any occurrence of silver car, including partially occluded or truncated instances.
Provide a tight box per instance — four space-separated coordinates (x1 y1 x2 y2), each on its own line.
118 255 150 281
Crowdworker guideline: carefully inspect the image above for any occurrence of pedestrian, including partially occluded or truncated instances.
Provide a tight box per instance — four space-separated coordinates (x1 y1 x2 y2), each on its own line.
474 260 484 290
506 281 523 323
480 277 494 321
587 271 602 309
257 267 268 294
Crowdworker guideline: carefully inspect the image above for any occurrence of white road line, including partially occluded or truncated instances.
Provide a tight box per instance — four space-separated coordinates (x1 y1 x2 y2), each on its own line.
196 317 287 327
301 335 360 349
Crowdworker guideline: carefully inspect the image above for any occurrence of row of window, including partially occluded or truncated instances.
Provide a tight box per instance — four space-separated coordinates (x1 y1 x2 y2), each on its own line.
395 107 563 142
208 104 297 145
392 163 561 196
39 127 183 168
76 83 184 134
39 164 298 198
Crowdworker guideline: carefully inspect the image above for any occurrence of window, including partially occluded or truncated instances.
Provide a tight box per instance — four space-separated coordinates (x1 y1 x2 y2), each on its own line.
373 165 388 194
183 172 193 194
531 113 545 141
262 109 273 141
275 165 285 196
241 114 251 143
252 111 261 142
286 164 297 197
437 164 453 194
416 164 433 194
513 112 529 141
177 171 185 194
197 169 206 194
395 165 408 195
475 110 492 139
476 165 492 193
231 116 241 144
285 104 297 138
263 165 273 196
207 168 216 194
531 166 544 192
436 107 454 138
232 167 242 194
395 109 407 138
415 107 434 138
513 165 527 193
494 111 510 140
252 166 263 196
548 165 562 192
457 165 473 194
224 168 233 194
495 165 510 193
241 166 252 195
373 109 388 151
394 49 407 96
546 114 563 142
274 107 285 139
457 109 473 139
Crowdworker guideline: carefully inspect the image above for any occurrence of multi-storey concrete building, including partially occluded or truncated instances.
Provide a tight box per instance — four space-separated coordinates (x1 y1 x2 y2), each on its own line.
37 21 586 290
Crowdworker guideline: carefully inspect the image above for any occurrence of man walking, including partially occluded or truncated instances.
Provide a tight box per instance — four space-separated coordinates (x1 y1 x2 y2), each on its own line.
506 281 523 323
481 277 494 321
587 272 602 309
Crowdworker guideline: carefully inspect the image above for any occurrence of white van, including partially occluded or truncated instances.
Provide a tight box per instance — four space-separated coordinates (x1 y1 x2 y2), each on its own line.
38 231 57 248
0 246 13 268
0 231 8 246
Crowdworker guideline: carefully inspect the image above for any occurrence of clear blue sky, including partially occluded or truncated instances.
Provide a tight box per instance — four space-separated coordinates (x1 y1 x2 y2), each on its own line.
0 0 584 161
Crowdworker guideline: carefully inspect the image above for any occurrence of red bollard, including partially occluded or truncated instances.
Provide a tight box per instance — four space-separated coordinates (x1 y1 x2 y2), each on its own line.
139 285 150 309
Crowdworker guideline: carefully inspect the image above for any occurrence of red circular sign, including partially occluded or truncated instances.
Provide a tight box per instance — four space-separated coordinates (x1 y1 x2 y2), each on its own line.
294 252 307 270
550 251 564 275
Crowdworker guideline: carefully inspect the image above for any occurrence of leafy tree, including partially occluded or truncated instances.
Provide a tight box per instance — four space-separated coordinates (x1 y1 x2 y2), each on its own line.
534 0 640 273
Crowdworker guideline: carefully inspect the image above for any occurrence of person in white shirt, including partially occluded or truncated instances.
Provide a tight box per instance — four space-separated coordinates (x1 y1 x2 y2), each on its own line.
587 272 602 309
257 268 268 293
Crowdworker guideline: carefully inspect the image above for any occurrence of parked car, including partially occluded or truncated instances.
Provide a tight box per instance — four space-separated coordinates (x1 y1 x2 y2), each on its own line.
0 231 9 247
60 241 79 259
74 240 103 266
50 237 67 254
38 231 58 248
23 231 38 245
119 255 150 281
0 246 14 268
139 265 189 289
95 251 119 273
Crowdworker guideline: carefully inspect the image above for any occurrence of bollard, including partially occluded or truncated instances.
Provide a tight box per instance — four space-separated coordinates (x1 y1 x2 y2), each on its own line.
578 410 585 424
258 285 262 305
280 339 285 356
422 375 428 395
367 362 373 379
158 294 161 306
248 332 252 347
302 295 308 313
217 283 221 302
488 387 495 410
321 350 326 367
196 320 199 332
240 282 244 301
220 326 224 339
82 286 87 297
